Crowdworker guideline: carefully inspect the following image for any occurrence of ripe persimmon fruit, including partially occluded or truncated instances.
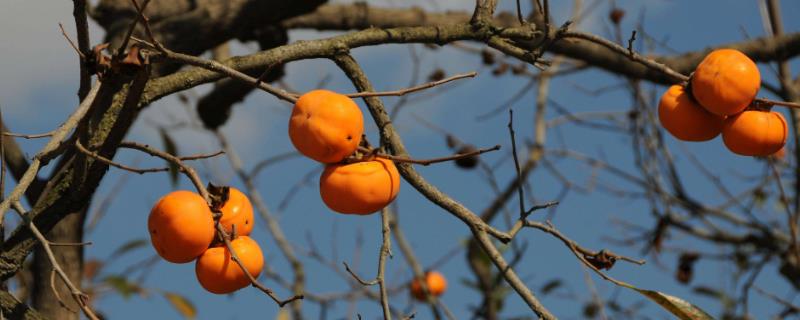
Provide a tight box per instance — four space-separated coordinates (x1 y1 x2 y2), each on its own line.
691 49 761 116
319 157 400 215
148 191 215 264
410 271 447 301
288 90 364 163
195 236 264 294
218 187 255 236
658 85 725 141
722 110 787 156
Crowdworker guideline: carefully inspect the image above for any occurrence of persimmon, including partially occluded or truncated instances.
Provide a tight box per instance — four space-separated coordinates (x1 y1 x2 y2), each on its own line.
410 271 447 301
319 157 400 215
218 187 254 236
148 191 215 264
691 49 761 116
722 110 787 156
195 236 264 294
288 90 364 163
658 85 725 141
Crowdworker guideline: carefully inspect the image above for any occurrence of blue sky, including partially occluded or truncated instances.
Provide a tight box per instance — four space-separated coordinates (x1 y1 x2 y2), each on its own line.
2 0 800 319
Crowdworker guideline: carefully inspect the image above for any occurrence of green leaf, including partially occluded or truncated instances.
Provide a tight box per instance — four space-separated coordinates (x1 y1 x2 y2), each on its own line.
103 275 143 299
159 128 179 188
163 292 196 319
109 238 148 260
633 288 714 320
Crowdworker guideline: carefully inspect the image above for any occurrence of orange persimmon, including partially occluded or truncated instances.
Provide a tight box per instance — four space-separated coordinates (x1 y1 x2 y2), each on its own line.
722 110 787 156
319 157 400 215
658 85 725 141
148 191 215 264
288 90 364 163
691 49 761 116
195 236 264 294
218 187 255 236
410 271 448 301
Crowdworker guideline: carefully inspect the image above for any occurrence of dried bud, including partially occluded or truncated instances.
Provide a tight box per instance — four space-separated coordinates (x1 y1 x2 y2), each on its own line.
455 145 479 169
583 302 600 318
121 45 143 67
428 69 446 82
511 63 527 75
206 183 230 214
585 250 617 270
675 252 700 284
492 63 509 76
481 48 495 65
609 8 625 25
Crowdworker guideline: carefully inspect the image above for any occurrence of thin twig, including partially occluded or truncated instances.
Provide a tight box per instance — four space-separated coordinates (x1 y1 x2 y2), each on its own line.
1 131 55 139
344 72 477 98
754 286 800 313
50 270 78 313
755 97 800 109
12 201 99 320
71 0 92 99
76 140 224 174
357 145 500 166
560 30 688 83
216 223 304 307
343 262 378 286
627 30 637 56
215 130 305 317
117 0 152 57
525 220 645 287
515 0 525 25
117 141 209 201
59 23 85 59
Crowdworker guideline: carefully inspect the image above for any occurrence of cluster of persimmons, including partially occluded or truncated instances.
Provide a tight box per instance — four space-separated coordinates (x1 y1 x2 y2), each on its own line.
288 89 401 215
148 188 263 294
659 49 787 157
146 89 447 300
288 89 446 300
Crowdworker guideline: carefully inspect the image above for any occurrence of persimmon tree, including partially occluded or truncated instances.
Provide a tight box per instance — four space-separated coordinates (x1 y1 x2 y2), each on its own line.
2 0 800 319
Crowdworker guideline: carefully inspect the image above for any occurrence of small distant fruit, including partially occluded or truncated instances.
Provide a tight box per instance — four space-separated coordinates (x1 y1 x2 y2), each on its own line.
410 271 447 301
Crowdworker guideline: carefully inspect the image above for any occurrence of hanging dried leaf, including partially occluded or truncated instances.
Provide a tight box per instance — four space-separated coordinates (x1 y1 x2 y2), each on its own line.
163 292 197 319
159 128 180 188
103 275 144 299
633 288 714 320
